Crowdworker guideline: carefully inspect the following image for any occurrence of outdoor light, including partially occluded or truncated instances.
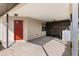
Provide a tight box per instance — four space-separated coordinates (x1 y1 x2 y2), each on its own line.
14 13 18 17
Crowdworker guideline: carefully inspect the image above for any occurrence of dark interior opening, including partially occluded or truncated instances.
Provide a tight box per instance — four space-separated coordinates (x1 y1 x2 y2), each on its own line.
46 20 71 39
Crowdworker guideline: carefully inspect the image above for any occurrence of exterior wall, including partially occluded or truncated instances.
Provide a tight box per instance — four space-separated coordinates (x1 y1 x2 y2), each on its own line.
23 18 28 41
28 18 46 40
1 16 28 48
8 17 14 46
0 18 2 41
14 17 46 40
1 16 46 48
1 16 15 48
1 16 7 48
8 17 28 42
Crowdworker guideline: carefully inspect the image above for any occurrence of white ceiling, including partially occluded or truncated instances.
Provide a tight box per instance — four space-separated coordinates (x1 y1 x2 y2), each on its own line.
8 3 70 22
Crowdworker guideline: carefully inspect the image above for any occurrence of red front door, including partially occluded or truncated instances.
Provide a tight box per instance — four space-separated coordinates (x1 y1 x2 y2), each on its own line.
14 20 23 40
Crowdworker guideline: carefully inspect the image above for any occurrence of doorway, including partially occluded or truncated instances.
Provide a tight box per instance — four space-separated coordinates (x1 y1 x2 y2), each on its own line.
14 20 23 40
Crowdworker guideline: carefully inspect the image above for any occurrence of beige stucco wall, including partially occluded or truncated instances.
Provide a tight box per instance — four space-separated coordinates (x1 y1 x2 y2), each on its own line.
13 17 46 41
1 16 15 48
28 18 46 40
1 16 46 48
1 16 7 48
8 16 14 47
0 18 2 41
8 16 29 42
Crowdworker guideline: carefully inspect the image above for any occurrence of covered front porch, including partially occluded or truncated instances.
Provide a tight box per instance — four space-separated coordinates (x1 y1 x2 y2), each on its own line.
0 3 78 56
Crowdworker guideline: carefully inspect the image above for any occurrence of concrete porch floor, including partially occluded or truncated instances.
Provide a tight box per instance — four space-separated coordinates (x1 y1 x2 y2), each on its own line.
0 37 71 56
0 42 46 56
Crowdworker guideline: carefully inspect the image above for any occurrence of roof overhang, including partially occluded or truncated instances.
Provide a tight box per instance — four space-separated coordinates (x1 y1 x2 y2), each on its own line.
0 3 18 16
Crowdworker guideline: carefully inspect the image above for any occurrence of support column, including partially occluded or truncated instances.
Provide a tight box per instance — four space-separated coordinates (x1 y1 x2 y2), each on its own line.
72 3 78 56
6 14 9 48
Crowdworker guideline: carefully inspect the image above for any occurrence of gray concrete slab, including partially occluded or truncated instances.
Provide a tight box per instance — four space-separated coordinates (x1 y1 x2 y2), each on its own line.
43 38 71 56
0 37 71 56
0 42 46 56
28 36 54 46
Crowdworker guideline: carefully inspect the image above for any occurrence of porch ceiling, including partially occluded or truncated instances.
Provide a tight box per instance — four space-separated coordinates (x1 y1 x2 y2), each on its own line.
0 3 18 16
7 3 70 22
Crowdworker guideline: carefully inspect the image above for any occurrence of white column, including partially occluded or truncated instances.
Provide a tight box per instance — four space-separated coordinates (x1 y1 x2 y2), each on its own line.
72 3 78 56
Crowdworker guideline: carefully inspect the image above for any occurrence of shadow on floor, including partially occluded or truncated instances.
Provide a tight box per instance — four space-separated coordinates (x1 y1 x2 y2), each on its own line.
28 36 54 46
0 45 5 51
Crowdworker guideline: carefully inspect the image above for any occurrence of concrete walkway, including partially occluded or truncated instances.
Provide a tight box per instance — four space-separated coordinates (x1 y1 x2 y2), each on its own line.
0 37 71 56
43 38 71 56
0 42 46 56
